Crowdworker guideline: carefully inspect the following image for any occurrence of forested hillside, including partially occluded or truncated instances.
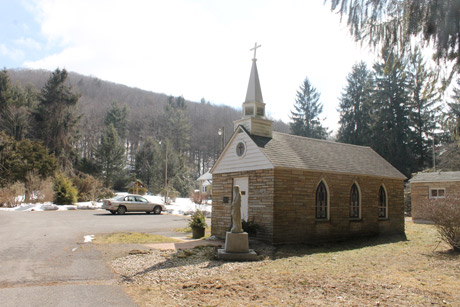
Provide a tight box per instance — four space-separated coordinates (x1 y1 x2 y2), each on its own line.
3 68 289 197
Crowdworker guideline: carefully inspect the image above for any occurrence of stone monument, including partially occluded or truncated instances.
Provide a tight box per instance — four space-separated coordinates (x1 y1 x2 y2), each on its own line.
217 185 258 261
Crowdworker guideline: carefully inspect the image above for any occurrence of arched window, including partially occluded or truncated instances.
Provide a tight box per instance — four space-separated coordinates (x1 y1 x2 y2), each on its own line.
316 181 328 219
350 184 360 219
378 186 387 219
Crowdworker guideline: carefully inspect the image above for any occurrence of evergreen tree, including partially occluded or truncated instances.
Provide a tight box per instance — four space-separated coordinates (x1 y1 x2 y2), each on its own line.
327 0 460 72
407 49 440 170
165 96 190 153
370 48 413 176
290 76 328 139
104 101 129 140
135 137 162 189
0 69 34 141
0 131 57 187
35 68 80 170
95 123 125 187
337 62 373 145
445 78 460 140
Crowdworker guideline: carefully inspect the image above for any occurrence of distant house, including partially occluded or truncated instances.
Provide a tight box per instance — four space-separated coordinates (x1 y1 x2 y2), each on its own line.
197 172 212 194
410 171 460 220
210 55 406 244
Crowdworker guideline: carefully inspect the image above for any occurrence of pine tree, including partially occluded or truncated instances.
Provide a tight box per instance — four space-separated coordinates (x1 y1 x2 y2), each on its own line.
370 49 413 176
165 96 190 153
95 123 125 187
0 69 34 141
327 0 460 72
407 49 440 170
445 78 460 140
104 101 129 140
290 77 328 139
337 62 373 145
135 138 162 189
35 68 80 170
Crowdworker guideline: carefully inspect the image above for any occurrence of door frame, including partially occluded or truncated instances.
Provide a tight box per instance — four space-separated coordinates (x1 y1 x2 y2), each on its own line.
233 177 249 221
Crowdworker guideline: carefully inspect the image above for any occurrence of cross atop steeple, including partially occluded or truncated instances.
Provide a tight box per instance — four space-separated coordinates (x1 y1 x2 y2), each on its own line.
250 42 261 60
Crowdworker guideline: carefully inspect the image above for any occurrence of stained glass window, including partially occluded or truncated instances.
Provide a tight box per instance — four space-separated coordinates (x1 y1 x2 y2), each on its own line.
350 184 360 219
316 181 328 219
378 186 387 219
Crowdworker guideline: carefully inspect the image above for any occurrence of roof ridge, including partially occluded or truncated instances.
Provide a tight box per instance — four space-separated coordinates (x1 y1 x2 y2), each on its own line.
272 131 373 150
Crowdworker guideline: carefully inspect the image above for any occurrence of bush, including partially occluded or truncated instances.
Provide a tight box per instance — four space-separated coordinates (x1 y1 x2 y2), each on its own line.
424 194 460 252
0 182 25 207
188 210 207 228
128 186 147 195
242 219 261 237
53 173 77 205
72 172 112 201
160 186 178 203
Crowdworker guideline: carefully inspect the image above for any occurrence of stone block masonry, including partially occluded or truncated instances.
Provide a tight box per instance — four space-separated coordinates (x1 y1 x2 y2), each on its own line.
211 168 405 245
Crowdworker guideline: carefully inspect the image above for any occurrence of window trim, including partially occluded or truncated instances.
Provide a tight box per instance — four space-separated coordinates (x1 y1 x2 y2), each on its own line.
315 180 329 220
349 183 361 220
378 185 388 219
429 188 446 199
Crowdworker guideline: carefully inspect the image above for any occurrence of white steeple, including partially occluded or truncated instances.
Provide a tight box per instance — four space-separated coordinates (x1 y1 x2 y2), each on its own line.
234 43 273 138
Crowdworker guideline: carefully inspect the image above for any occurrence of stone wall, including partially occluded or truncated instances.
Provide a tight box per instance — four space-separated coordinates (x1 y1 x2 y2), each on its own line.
273 168 405 244
211 169 275 241
411 181 460 220
211 168 405 244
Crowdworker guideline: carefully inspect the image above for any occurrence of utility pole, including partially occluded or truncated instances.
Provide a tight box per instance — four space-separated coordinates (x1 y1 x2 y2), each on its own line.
164 141 168 204
432 134 436 171
218 127 225 151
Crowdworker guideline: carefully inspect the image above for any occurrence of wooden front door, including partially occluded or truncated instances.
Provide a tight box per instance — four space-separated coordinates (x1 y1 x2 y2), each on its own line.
233 177 249 221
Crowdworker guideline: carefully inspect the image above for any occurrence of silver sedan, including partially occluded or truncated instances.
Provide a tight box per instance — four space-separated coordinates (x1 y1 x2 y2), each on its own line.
101 194 166 215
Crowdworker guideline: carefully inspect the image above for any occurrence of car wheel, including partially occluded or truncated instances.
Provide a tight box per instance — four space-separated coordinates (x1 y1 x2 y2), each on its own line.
145 211 151 214
117 206 126 215
110 210 116 215
153 206 162 215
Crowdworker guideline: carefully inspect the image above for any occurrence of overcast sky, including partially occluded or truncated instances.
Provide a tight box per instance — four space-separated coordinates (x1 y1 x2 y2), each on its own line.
0 0 379 134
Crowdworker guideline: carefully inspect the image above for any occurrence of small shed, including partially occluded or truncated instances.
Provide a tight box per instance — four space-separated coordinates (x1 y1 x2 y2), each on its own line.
410 171 460 220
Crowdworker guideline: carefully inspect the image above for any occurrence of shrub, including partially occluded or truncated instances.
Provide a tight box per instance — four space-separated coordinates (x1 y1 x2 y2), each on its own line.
404 184 411 216
72 172 112 202
160 186 178 203
0 182 25 207
188 210 207 228
53 173 77 205
36 178 54 203
190 191 207 204
128 186 147 195
242 219 261 236
424 194 460 252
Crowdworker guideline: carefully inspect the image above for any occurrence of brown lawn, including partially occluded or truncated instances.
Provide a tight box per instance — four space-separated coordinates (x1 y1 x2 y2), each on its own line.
109 220 460 306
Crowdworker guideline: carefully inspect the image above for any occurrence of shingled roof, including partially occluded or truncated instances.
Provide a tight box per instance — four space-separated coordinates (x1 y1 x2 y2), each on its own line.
251 131 406 180
410 171 460 182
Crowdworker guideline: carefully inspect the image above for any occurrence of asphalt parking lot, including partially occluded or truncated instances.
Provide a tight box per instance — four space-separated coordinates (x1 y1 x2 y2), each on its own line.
0 210 189 306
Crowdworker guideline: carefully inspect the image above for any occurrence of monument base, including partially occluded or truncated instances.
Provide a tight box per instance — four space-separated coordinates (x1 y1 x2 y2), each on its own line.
217 248 258 261
217 232 258 261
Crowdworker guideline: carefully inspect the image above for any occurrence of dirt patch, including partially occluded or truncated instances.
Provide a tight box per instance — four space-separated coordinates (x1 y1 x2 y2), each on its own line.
110 221 460 306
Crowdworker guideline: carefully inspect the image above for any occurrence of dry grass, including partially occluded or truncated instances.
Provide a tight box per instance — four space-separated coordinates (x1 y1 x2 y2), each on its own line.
114 221 460 306
94 232 181 244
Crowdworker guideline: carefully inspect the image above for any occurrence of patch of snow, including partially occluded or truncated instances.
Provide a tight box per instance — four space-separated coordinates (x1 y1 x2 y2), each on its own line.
84 235 95 243
0 192 210 217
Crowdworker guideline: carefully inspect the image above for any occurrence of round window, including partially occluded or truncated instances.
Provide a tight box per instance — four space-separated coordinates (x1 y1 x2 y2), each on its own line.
236 142 246 157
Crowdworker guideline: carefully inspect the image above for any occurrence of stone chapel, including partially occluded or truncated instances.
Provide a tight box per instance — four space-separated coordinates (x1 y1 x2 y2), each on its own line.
210 48 406 244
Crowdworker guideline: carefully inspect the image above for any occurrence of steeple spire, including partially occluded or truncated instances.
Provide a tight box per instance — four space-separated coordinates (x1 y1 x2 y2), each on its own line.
233 42 273 138
244 57 264 104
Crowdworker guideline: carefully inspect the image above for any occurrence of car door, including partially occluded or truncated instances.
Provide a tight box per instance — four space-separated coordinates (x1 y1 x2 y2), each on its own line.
135 196 151 212
124 196 136 211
